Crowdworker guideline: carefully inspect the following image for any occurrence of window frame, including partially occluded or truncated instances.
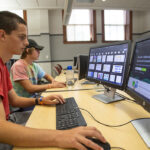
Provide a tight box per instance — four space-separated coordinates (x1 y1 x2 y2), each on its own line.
63 10 97 44
23 10 27 23
101 10 132 43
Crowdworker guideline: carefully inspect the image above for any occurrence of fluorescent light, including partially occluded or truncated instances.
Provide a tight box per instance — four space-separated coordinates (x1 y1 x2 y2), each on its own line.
76 0 95 3
63 0 73 25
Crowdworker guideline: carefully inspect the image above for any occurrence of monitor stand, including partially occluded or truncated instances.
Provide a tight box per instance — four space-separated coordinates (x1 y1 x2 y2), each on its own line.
131 119 150 148
92 87 124 103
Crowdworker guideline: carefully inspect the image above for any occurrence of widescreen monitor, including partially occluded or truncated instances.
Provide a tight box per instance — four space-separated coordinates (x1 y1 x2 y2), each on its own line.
126 36 150 148
87 41 131 103
78 55 89 80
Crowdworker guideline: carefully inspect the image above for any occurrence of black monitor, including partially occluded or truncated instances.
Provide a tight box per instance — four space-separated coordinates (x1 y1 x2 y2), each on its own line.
87 41 131 103
126 36 150 148
73 56 78 69
78 55 89 80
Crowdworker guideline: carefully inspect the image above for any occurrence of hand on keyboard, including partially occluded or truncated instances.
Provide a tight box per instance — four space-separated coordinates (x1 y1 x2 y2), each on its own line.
42 94 65 105
55 126 107 150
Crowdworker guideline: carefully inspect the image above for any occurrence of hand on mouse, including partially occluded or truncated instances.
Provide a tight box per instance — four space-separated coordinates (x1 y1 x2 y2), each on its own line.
41 94 65 105
54 126 107 150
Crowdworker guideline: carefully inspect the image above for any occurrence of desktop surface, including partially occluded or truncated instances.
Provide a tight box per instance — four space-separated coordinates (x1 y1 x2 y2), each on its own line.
14 89 150 150
46 72 103 92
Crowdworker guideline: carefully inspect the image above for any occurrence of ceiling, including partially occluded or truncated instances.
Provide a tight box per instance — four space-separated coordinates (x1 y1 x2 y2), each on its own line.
0 0 150 11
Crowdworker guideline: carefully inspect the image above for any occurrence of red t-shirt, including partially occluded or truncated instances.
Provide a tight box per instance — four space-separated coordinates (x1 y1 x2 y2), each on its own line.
0 58 13 119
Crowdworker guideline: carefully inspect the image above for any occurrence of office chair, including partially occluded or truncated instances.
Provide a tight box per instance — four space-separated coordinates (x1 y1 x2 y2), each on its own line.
56 64 63 71
52 65 62 77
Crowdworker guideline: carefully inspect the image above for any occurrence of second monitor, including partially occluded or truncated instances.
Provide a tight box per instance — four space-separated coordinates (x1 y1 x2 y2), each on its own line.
87 41 131 103
78 55 89 80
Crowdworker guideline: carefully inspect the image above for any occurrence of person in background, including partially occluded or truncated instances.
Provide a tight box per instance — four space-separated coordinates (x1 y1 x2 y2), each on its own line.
0 11 106 150
10 39 66 99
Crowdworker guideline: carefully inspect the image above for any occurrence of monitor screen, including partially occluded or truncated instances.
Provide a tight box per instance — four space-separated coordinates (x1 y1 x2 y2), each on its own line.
126 37 150 112
126 36 150 148
87 41 131 90
78 55 89 80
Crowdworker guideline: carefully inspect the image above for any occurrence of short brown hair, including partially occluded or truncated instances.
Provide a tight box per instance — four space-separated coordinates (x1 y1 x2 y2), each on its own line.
21 48 35 59
0 11 26 34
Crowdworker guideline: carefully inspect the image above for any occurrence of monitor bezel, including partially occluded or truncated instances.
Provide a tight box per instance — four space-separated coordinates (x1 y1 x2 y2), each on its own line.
125 36 150 113
86 41 131 90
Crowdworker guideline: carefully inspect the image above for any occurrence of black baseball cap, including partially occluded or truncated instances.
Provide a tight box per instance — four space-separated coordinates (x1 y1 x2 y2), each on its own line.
26 39 44 50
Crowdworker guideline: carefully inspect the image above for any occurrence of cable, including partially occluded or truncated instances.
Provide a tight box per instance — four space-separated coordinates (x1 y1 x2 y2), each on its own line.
102 86 136 103
79 107 150 127
111 147 126 150
115 92 136 103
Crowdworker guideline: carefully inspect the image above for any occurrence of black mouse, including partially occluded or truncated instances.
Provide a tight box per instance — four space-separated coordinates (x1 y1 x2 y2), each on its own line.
85 138 111 150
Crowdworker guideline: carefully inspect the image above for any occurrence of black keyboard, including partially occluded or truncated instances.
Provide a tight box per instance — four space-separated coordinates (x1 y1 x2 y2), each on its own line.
56 97 87 130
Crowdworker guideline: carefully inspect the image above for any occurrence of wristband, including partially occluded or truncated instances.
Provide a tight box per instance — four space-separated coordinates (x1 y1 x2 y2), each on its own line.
39 96 44 105
35 98 39 105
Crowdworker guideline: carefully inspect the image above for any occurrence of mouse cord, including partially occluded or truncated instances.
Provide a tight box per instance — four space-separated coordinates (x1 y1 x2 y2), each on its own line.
79 107 150 127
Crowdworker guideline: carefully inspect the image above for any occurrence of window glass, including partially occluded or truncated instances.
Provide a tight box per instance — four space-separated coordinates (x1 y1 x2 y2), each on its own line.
69 9 91 24
102 10 131 42
63 9 96 43
104 10 125 25
1 10 24 18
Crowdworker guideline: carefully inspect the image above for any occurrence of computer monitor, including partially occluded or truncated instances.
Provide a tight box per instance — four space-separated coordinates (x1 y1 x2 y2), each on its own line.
126 36 150 148
73 56 78 69
87 41 131 103
78 55 89 80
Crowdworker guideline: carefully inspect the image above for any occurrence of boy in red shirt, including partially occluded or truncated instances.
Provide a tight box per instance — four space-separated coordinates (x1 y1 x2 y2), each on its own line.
0 11 106 150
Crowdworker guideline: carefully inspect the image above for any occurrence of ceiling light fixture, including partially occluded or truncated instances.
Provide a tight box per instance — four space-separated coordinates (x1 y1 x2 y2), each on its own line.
63 0 73 25
76 0 95 3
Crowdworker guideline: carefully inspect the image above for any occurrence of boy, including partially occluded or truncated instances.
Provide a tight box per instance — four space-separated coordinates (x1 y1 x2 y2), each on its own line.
0 11 106 150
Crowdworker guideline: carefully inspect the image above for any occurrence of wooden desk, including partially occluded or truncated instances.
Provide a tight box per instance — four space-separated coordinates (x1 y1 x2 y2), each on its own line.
14 89 150 150
46 72 103 92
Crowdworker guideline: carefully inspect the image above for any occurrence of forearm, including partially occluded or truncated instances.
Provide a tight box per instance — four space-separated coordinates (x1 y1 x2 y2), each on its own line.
9 89 65 108
27 84 51 93
44 74 55 83
11 96 35 108
0 120 62 147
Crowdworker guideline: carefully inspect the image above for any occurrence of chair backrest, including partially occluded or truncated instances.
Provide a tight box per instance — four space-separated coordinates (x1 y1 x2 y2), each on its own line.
52 65 61 77
56 64 63 70
55 66 61 74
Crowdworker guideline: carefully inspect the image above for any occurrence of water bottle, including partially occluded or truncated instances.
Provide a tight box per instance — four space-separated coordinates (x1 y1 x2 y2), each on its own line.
66 66 74 87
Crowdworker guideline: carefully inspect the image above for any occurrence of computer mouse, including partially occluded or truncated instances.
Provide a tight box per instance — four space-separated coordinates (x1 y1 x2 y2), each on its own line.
85 138 111 150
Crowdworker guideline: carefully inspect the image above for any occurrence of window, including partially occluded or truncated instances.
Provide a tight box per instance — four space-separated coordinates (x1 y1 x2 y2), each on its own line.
102 10 132 42
63 9 96 44
2 10 27 22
